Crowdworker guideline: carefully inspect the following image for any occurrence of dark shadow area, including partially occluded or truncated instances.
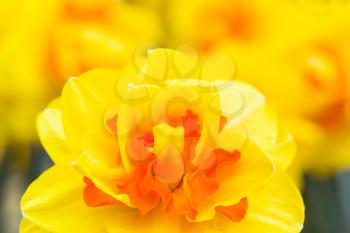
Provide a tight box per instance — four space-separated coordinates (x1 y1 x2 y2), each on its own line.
302 174 346 233
0 144 53 233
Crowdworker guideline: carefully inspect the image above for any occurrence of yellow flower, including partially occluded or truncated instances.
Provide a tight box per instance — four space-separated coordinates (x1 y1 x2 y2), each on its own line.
282 26 350 178
0 0 161 143
46 0 162 83
21 49 304 232
166 0 350 182
228 12 350 179
166 0 347 52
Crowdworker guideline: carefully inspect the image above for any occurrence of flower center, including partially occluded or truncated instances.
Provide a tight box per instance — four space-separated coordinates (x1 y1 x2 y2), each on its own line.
83 108 247 222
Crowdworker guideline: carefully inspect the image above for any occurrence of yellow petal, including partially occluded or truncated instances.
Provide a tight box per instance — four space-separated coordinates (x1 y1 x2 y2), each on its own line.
105 208 223 233
20 218 50 233
189 142 275 222
141 49 197 83
217 169 304 233
74 131 125 180
61 78 105 152
61 69 120 153
207 82 295 170
242 107 296 170
117 84 160 172
73 148 131 206
36 98 71 164
150 83 203 124
77 69 120 107
268 127 296 171
21 165 118 233
72 131 131 206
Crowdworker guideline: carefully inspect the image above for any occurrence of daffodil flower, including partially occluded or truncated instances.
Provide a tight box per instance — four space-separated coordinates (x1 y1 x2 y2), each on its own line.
228 16 350 180
21 49 304 233
167 0 348 52
166 0 350 183
0 0 161 144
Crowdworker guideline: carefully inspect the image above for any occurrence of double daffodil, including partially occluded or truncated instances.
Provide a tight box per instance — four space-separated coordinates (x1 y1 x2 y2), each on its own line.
21 49 304 233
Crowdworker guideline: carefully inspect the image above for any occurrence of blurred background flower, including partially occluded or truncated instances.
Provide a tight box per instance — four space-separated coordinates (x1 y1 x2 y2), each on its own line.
0 0 161 144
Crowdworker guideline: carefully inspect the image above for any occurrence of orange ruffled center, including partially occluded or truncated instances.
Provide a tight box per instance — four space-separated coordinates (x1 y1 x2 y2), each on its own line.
83 109 248 222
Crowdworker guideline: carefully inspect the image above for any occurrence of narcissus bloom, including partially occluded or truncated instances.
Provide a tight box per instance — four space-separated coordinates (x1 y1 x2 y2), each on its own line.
271 30 350 176
166 0 341 52
166 0 350 182
0 0 160 143
45 0 161 83
225 13 350 181
21 49 304 233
